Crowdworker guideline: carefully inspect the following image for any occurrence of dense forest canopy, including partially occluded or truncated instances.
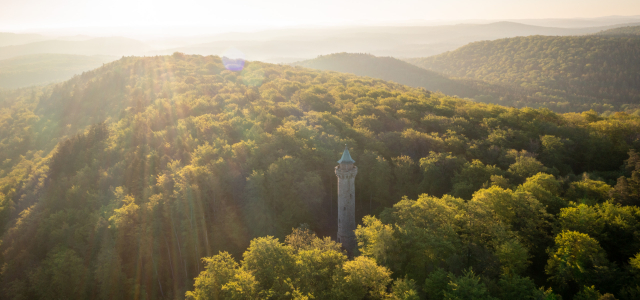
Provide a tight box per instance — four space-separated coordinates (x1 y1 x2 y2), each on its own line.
408 35 640 114
293 53 482 99
595 25 640 36
0 53 117 88
0 53 639 299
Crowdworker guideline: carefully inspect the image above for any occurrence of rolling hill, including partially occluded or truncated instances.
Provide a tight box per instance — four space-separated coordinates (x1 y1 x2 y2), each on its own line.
0 37 151 60
155 21 628 62
292 53 482 98
407 35 640 113
0 54 118 88
596 25 640 36
0 32 48 47
503 15 640 28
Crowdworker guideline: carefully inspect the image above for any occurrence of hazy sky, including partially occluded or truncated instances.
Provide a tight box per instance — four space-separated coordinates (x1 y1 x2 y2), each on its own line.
2 0 640 33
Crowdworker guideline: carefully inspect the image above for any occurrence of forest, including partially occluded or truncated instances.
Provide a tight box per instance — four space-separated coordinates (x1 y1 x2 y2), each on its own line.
0 53 639 299
596 26 640 36
408 35 640 114
0 53 117 88
293 53 482 99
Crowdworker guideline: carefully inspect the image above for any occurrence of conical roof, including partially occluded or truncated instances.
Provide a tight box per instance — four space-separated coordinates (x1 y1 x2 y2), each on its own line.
338 145 355 164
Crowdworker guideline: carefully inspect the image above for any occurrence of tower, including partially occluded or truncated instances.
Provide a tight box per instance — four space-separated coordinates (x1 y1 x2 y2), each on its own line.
335 145 357 255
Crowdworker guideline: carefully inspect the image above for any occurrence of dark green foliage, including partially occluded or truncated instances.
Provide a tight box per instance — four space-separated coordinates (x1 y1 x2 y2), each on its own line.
496 274 540 300
596 26 640 36
409 36 640 113
0 54 638 299
420 152 466 196
610 150 640 206
0 54 117 88
452 160 502 200
556 203 640 268
293 53 482 99
29 247 90 300
545 231 615 295
186 228 401 300
424 268 449 300
48 122 109 180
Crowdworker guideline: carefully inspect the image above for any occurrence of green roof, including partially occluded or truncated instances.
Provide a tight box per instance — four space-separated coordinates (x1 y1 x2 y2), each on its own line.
338 145 355 164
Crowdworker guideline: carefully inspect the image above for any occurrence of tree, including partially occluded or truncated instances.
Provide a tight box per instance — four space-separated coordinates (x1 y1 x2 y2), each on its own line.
496 274 540 300
95 244 131 300
632 253 640 270
566 176 613 205
546 231 614 293
539 135 573 174
507 155 550 184
424 268 449 300
390 277 420 300
220 270 261 300
470 186 552 252
610 150 640 206
572 285 615 300
288 227 347 299
296 248 347 299
392 155 420 200
517 173 566 214
419 152 465 196
333 256 392 299
444 269 496 300
557 202 640 266
452 160 502 200
356 151 392 213
360 194 466 284
186 252 240 300
186 228 396 300
29 248 89 300
241 236 297 296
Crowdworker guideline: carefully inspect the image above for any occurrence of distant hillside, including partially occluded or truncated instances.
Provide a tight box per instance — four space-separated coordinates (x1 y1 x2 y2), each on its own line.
508 16 640 28
293 53 482 98
156 22 622 61
0 54 118 88
0 32 47 47
408 35 640 112
596 25 640 36
0 37 150 60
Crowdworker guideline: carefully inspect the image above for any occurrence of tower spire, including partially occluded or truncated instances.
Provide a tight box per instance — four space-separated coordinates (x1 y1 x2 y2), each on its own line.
338 144 355 164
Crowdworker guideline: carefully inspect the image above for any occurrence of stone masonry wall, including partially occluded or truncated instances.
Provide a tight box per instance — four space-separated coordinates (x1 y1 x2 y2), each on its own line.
335 163 357 255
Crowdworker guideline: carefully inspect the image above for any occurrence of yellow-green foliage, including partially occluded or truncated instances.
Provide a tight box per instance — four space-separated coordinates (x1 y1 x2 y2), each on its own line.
0 54 638 299
186 228 403 300
546 231 611 289
410 36 640 113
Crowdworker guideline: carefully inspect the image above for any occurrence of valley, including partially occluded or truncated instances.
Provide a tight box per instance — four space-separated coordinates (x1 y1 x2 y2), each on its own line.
1 11 640 300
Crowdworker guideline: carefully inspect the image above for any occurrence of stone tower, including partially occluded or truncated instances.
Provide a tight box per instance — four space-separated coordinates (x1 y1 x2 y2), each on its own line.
335 145 357 255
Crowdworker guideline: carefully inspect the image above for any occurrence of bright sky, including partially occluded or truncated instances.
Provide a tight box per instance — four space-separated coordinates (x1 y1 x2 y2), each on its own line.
2 0 640 33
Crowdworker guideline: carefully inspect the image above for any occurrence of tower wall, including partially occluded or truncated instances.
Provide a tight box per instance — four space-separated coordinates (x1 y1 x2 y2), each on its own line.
335 163 357 255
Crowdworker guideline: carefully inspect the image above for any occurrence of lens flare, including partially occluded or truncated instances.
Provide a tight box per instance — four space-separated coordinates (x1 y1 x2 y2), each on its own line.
221 47 246 71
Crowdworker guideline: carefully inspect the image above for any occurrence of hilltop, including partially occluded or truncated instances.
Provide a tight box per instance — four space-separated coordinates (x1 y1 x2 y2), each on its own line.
157 21 623 61
408 35 640 113
292 53 481 98
596 25 640 36
0 37 150 60
0 54 639 299
0 53 117 88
